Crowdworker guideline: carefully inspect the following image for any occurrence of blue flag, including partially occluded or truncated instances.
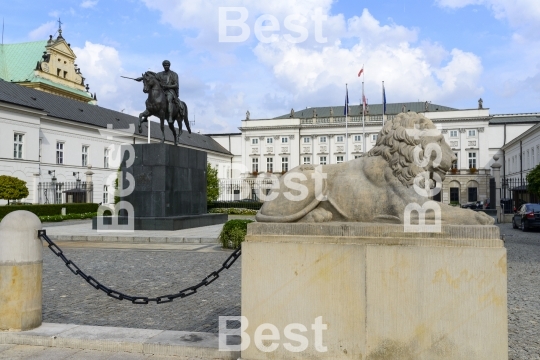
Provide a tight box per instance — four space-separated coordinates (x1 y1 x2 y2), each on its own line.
344 86 349 116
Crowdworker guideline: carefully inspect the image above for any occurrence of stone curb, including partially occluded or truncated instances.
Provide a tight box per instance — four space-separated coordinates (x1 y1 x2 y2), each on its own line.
0 323 239 359
49 235 218 244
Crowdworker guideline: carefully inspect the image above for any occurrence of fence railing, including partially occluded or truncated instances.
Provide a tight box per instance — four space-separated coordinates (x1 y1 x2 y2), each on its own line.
209 178 279 210
37 181 93 204
500 178 538 213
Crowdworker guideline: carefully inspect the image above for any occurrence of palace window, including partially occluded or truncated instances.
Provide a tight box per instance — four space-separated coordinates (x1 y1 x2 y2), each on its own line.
468 129 477 137
450 130 458 138
319 136 327 143
103 185 109 204
319 156 327 165
450 188 459 203
281 137 288 143
372 134 378 142
468 152 477 169
303 137 311 143
303 156 311 164
266 158 273 172
252 158 259 173
252 138 259 145
354 135 362 142
282 157 289 172
336 136 344 143
13 133 23 159
468 187 478 202
267 138 273 144
104 148 110 168
336 156 344 164
56 142 64 164
82 146 89 167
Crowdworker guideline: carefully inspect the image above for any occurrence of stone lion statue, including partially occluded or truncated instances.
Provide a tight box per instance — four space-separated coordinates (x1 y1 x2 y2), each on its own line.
256 112 494 226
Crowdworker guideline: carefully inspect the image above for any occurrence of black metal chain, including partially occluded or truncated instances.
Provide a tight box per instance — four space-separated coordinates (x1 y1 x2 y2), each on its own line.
37 230 241 304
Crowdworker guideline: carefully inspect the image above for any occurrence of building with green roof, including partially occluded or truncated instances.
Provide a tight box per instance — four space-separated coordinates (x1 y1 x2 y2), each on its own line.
0 28 94 103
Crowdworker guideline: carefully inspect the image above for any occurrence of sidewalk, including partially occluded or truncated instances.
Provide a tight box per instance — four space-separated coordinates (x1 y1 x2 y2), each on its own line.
0 323 240 359
42 220 225 244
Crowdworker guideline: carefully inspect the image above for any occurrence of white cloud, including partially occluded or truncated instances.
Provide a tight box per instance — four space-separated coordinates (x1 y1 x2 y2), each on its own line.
346 9 418 45
28 21 57 40
80 0 98 8
253 8 483 108
436 0 540 112
436 0 540 37
72 42 144 116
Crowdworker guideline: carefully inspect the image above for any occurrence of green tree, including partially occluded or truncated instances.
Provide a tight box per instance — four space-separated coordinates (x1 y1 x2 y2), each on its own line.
0 175 29 205
527 164 540 198
206 163 220 202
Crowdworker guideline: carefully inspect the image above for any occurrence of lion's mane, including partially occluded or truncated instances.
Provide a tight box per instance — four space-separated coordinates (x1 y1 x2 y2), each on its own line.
368 112 448 187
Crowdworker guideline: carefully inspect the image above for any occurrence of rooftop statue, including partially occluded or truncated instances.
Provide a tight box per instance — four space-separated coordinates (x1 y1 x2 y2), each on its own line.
256 112 494 226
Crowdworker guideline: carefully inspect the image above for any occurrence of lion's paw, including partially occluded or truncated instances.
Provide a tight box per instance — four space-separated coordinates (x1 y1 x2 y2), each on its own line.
300 208 333 223
475 211 495 225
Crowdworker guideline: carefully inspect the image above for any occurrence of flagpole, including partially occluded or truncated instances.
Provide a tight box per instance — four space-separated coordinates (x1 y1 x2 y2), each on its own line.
382 81 385 127
362 81 365 155
148 120 150 144
345 83 348 162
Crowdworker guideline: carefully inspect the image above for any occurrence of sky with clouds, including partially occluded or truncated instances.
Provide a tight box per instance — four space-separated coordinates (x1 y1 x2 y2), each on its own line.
1 0 540 133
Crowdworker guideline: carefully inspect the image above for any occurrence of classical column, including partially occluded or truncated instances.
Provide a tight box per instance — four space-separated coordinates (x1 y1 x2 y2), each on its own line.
491 155 502 223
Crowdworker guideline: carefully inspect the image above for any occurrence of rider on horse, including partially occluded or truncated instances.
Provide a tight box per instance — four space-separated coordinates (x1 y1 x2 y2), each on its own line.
136 60 183 124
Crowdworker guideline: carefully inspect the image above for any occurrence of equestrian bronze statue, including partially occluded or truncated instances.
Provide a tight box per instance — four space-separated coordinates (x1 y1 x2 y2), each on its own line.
130 60 191 145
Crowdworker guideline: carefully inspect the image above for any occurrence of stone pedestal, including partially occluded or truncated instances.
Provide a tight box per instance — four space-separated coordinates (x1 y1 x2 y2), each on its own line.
93 143 226 230
241 223 507 360
0 211 43 331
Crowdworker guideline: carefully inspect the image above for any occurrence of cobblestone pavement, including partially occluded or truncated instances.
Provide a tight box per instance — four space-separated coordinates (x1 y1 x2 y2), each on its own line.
42 244 241 334
502 222 540 360
42 223 540 358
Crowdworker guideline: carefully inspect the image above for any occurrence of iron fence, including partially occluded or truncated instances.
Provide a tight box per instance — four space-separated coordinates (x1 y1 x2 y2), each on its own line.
209 178 278 210
37 181 93 204
500 178 538 213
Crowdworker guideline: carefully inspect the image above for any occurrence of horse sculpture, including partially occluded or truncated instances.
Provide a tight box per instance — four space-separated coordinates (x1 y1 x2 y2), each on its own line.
137 71 191 145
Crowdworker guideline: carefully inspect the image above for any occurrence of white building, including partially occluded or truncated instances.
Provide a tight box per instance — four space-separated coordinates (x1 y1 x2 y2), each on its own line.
209 101 540 205
0 80 232 205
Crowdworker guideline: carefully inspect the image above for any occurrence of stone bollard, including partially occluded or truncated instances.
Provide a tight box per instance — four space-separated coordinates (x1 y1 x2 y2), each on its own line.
0 211 43 331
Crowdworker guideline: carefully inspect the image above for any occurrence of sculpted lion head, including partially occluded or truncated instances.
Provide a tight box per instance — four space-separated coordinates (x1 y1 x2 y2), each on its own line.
368 112 456 186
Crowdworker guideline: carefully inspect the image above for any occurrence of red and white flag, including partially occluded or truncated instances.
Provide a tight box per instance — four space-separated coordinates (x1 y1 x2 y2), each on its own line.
358 67 364 77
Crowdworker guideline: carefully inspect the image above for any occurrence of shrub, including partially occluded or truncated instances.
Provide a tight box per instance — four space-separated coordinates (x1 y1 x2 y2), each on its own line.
449 201 460 207
209 208 258 215
207 201 263 211
0 175 29 204
0 203 99 220
206 163 220 202
39 212 97 223
219 219 254 249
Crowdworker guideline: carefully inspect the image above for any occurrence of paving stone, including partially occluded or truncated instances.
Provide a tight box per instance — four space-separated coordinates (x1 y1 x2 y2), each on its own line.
42 244 240 334
39 222 538 359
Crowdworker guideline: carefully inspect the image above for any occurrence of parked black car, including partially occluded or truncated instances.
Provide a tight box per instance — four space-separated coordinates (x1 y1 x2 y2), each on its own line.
512 203 540 231
461 201 484 209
